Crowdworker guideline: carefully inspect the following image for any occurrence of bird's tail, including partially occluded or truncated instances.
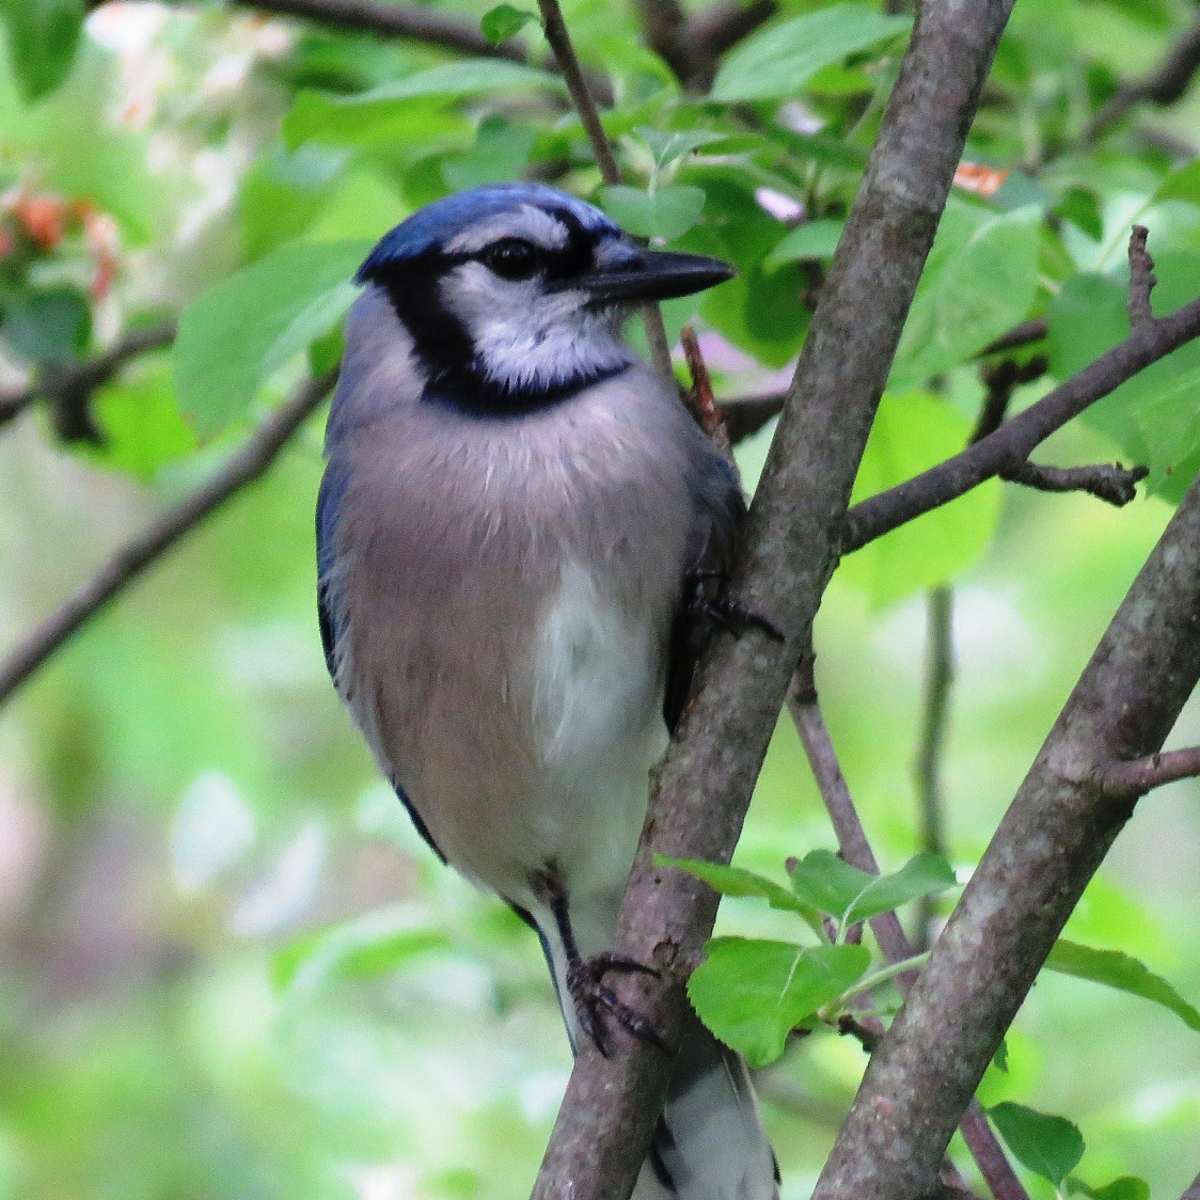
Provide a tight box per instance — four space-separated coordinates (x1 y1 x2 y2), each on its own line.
530 897 778 1200
633 1007 779 1200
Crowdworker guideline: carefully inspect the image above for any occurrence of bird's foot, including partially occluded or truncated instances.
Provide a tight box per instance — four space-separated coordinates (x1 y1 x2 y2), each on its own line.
565 952 670 1058
686 570 785 643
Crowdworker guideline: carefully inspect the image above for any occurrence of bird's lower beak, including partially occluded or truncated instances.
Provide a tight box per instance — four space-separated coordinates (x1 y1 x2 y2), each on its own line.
574 251 735 303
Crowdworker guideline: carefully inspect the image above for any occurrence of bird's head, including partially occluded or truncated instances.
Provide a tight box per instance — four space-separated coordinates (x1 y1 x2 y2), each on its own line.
355 182 732 411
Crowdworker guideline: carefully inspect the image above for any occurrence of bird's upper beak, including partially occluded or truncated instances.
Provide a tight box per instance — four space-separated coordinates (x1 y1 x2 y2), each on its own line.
571 250 735 304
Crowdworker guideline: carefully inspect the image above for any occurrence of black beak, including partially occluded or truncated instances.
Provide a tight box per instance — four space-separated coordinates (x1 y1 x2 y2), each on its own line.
573 250 735 303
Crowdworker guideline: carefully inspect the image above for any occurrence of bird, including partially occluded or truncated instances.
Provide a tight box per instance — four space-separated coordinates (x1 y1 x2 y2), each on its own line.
316 182 778 1200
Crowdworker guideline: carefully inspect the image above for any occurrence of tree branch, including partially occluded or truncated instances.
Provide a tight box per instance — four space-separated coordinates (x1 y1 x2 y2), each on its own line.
531 4 1017 1196
1085 18 1200 144
1182 1168 1200 1200
1098 746 1200 799
0 322 176 431
914 585 953 947
788 664 1029 1200
812 470 1200 1199
0 371 334 707
843 236 1200 552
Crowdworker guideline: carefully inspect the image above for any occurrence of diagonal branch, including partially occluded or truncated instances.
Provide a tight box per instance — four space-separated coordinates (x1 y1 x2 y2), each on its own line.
0 371 334 707
531 3 1017 1197
1085 18 1200 144
1098 746 1200 799
1002 459 1147 506
812 471 1200 1199
1182 1169 1200 1200
0 322 176 430
843 248 1200 552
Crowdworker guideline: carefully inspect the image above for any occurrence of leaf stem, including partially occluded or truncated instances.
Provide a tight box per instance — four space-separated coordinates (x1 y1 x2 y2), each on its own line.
828 951 931 1012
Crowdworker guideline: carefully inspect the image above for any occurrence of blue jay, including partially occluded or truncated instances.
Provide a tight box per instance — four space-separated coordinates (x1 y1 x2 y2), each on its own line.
317 183 778 1199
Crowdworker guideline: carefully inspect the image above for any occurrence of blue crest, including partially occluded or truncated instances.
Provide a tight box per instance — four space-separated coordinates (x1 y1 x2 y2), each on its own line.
355 183 619 282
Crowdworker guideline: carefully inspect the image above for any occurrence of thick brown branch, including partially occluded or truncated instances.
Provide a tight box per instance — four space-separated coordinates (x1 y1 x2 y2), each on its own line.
0 322 176 430
813 473 1200 1199
843 282 1200 552
1085 18 1200 144
1098 746 1200 799
0 372 334 707
532 7 1017 1193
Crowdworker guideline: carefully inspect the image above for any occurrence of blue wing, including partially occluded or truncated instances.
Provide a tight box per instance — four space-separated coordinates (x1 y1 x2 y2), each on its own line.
316 457 446 864
664 454 746 732
316 460 348 685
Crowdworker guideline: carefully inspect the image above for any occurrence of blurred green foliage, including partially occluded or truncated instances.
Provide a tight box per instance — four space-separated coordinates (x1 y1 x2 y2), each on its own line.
2 0 1200 1197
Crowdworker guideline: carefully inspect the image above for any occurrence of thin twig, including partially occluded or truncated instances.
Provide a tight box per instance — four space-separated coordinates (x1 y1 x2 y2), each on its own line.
1002 460 1148 505
1128 224 1158 328
788 664 1030 1200
837 1012 881 1053
1181 1168 1200 1200
0 372 335 707
680 326 732 454
1085 18 1200 144
1098 747 1200 799
0 322 176 430
717 391 787 444
534 0 673 381
979 318 1049 358
914 586 953 949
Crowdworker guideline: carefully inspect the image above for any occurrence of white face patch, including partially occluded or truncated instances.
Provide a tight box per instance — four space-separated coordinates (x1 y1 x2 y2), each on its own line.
438 258 632 393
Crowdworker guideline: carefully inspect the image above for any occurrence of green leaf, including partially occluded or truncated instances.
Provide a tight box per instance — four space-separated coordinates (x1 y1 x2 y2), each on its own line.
893 204 1041 384
598 184 706 241
1067 1178 1150 1200
687 939 870 1067
174 239 368 434
712 4 912 102
0 286 90 365
636 127 734 171
1 0 84 101
988 1102 1084 1186
765 219 845 269
442 115 535 191
273 909 452 992
840 390 1003 606
1045 940 1200 1032
788 849 957 928
284 60 560 148
993 1038 1010 1073
658 856 824 934
480 4 537 44
86 360 196 482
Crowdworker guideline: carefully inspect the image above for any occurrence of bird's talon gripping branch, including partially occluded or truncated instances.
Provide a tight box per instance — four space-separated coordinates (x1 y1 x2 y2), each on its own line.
566 955 671 1058
687 570 785 643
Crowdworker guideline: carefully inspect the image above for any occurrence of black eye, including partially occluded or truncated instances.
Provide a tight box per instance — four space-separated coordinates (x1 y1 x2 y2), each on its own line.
482 238 541 281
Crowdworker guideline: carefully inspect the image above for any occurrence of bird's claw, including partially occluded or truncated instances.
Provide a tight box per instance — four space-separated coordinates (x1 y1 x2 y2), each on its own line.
686 570 784 643
566 953 669 1058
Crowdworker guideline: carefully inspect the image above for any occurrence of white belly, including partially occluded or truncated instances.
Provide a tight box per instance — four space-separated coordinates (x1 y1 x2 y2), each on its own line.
529 560 669 904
